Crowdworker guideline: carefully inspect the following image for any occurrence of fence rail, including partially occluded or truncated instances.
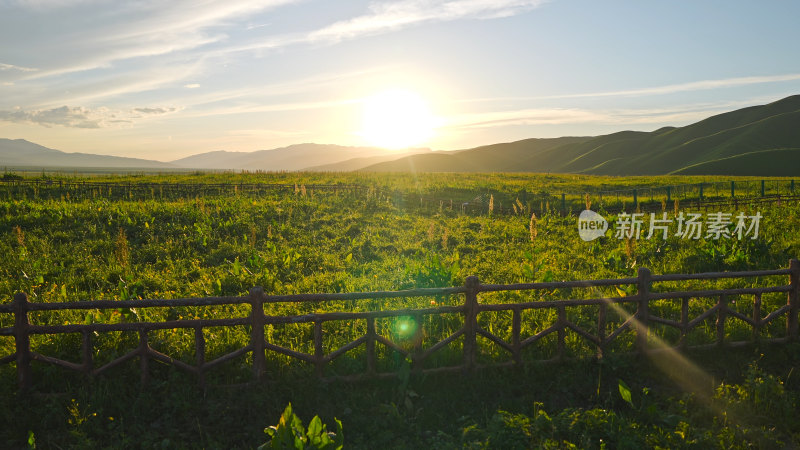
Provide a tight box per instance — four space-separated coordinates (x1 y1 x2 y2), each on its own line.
2 260 797 390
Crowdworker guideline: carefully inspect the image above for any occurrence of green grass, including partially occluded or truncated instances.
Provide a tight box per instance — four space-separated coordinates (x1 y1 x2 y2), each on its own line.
1 171 800 447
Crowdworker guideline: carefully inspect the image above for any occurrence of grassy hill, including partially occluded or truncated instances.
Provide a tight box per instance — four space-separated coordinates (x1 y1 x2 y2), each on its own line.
364 136 591 172
364 95 800 175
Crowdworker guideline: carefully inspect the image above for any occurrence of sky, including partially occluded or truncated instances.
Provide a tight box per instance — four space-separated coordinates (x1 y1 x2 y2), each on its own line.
1 0 799 161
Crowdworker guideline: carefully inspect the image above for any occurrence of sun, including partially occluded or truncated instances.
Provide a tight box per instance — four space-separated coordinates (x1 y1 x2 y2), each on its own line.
360 89 436 150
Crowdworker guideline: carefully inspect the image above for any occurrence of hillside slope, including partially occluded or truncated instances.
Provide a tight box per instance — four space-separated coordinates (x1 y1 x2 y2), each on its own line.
362 95 800 175
364 137 591 172
0 139 173 168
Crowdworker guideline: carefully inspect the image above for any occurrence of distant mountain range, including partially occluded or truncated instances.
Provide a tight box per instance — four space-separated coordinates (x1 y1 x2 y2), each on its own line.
2 95 799 175
170 144 431 171
0 138 173 169
0 139 430 172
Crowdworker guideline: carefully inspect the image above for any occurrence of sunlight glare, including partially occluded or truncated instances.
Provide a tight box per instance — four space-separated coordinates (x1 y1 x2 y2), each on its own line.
360 89 436 150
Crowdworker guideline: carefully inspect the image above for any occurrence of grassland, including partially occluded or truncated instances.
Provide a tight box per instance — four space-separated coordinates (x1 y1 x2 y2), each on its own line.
1 171 799 448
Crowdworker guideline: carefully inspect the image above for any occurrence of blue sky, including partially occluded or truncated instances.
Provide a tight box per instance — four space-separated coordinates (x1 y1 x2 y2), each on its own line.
1 0 799 160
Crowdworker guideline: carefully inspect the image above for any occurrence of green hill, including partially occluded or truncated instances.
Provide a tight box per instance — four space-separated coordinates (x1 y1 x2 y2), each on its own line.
363 136 591 172
364 95 800 175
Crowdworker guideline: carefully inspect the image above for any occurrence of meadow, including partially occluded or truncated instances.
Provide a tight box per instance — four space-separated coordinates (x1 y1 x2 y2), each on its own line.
1 171 799 448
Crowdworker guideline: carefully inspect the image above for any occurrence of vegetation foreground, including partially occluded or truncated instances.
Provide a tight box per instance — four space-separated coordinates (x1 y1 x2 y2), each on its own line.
1 171 799 448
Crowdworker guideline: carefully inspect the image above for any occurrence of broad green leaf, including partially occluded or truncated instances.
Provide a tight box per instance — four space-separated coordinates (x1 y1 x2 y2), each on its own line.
618 379 633 408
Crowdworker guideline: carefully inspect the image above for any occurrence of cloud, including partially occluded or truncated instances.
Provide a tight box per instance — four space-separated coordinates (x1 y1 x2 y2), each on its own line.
131 107 180 117
8 1 302 81
0 105 180 128
461 73 800 103
0 106 102 128
442 101 760 131
0 62 37 72
184 83 201 89
445 108 608 129
6 0 102 10
221 0 546 56
308 0 546 43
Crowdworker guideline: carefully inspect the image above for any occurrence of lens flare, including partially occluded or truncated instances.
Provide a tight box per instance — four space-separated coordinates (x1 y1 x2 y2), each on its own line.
393 317 418 340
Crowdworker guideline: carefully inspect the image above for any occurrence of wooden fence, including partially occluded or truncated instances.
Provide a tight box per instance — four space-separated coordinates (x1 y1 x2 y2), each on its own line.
0 178 367 196
1 260 797 390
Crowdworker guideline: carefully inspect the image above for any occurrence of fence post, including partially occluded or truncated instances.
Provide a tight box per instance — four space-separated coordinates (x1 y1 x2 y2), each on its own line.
787 259 799 341
250 287 267 380
512 307 521 365
666 186 671 204
698 183 704 201
314 321 324 377
761 180 765 197
716 295 727 346
13 293 32 391
636 268 651 352
366 318 376 376
731 181 735 199
139 328 149 386
597 302 606 360
561 193 566 214
195 326 206 388
463 276 479 370
633 189 638 209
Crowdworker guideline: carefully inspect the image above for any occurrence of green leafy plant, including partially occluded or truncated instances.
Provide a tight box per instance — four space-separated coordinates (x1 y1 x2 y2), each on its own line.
259 403 343 450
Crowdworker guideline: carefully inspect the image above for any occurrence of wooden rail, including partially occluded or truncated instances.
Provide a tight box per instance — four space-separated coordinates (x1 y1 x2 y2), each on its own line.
1 260 797 390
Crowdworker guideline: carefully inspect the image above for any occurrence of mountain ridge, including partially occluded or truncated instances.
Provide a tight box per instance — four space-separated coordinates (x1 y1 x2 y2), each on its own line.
2 95 799 175
363 95 800 175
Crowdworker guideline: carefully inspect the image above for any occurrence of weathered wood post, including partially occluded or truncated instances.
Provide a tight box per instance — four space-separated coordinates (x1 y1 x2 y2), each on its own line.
679 296 689 349
597 302 607 359
512 307 521 365
314 321 324 377
753 294 762 342
635 268 651 353
139 327 149 386
463 276 479 370
411 312 424 372
716 295 727 346
556 305 566 360
13 293 32 391
366 318 376 376
81 330 93 376
250 287 267 380
195 325 206 387
787 259 799 340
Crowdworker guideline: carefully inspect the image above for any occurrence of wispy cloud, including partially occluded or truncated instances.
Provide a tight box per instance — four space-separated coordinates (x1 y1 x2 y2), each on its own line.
0 62 37 72
444 108 608 129
181 98 359 119
8 0 302 81
460 73 800 104
554 73 800 99
308 0 546 42
0 106 104 128
220 0 546 56
0 105 180 128
166 66 396 112
443 101 759 131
